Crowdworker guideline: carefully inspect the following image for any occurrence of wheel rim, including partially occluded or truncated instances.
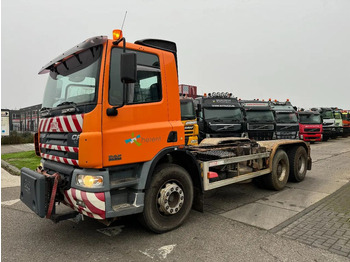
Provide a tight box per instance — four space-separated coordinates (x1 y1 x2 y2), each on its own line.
298 155 306 174
157 182 184 215
277 160 287 182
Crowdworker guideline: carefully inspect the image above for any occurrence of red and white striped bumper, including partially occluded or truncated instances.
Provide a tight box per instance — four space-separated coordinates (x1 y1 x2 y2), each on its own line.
63 188 106 219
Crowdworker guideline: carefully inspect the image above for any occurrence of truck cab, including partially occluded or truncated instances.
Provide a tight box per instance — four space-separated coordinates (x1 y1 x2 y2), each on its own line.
341 110 350 137
180 97 199 145
240 100 276 140
195 93 245 141
311 107 337 141
270 100 299 139
332 108 344 137
298 111 323 142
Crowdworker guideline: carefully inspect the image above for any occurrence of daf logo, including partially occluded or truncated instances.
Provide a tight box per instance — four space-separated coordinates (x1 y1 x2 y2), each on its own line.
72 134 80 141
50 119 59 131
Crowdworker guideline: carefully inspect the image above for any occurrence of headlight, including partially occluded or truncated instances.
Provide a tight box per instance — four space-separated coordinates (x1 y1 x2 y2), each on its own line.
76 175 104 188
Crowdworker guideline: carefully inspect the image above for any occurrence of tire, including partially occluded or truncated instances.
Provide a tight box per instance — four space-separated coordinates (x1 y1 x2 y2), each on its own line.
322 136 329 142
139 164 193 233
264 149 289 190
288 146 307 182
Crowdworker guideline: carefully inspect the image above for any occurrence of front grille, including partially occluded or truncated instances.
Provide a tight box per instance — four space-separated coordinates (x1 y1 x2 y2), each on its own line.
40 132 80 165
304 128 320 132
38 114 84 166
276 125 299 132
248 131 274 141
247 124 274 131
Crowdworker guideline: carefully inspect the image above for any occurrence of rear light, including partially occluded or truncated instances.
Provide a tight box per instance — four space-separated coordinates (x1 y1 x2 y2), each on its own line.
34 133 40 156
207 171 219 179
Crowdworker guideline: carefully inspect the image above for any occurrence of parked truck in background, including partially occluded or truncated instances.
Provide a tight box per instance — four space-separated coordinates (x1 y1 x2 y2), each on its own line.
240 100 276 140
269 100 299 139
179 84 197 98
341 110 350 137
311 107 337 141
298 111 323 143
180 97 199 145
195 93 246 141
20 30 312 233
332 108 344 137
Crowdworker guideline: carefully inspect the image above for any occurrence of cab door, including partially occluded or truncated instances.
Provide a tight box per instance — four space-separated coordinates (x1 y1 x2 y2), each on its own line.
101 44 173 167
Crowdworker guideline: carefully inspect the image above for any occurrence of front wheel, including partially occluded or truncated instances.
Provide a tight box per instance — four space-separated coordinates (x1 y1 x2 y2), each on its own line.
264 149 290 190
140 164 193 233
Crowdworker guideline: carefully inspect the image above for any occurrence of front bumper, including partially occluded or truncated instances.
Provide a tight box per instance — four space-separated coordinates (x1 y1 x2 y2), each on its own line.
300 133 322 142
20 162 145 221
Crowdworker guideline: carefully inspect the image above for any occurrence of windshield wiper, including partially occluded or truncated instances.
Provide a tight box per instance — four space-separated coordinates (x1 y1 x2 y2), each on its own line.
56 101 80 114
56 101 77 107
40 107 52 111
39 107 52 117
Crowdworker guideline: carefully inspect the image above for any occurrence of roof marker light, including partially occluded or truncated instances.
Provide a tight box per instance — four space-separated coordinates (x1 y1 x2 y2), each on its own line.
113 29 123 40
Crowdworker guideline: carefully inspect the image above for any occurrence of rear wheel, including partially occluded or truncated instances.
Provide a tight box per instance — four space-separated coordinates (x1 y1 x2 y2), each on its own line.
139 164 193 233
288 146 307 182
264 149 289 190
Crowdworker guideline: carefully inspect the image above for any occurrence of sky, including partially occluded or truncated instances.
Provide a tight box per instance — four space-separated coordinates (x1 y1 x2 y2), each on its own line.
1 0 350 110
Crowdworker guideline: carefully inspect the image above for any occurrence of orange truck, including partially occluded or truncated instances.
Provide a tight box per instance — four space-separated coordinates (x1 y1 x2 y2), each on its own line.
20 30 312 233
342 110 350 137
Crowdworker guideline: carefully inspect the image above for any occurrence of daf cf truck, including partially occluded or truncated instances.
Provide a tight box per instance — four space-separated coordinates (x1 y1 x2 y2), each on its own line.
20 30 312 233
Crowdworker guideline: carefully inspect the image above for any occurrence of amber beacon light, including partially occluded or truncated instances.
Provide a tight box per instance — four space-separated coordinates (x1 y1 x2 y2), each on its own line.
113 29 123 40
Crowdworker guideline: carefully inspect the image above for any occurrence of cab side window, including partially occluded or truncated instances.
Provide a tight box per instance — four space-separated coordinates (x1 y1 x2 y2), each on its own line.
109 48 162 105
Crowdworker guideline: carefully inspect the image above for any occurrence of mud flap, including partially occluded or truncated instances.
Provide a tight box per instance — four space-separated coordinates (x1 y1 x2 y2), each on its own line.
307 157 312 170
192 186 204 212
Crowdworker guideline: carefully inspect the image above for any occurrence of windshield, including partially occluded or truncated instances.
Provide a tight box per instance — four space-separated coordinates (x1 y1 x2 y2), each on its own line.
245 110 274 122
275 112 298 123
342 113 350 120
204 108 243 121
321 110 334 119
299 114 322 124
180 100 195 120
334 112 342 119
42 45 102 110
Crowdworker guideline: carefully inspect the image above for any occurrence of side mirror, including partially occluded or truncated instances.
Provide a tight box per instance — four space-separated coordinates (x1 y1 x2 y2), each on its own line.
120 53 137 83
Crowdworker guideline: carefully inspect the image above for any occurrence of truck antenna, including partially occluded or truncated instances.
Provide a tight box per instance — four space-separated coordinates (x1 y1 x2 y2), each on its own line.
121 11 128 31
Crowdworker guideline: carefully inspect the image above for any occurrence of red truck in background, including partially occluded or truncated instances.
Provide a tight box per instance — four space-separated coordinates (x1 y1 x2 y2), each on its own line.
298 111 323 142
179 84 197 98
342 110 350 137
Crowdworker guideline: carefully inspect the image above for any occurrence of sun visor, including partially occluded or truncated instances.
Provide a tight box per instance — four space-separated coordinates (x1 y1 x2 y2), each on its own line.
38 36 108 74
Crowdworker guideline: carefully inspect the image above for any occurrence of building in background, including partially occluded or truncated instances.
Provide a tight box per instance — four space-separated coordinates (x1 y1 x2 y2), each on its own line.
1 104 41 133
